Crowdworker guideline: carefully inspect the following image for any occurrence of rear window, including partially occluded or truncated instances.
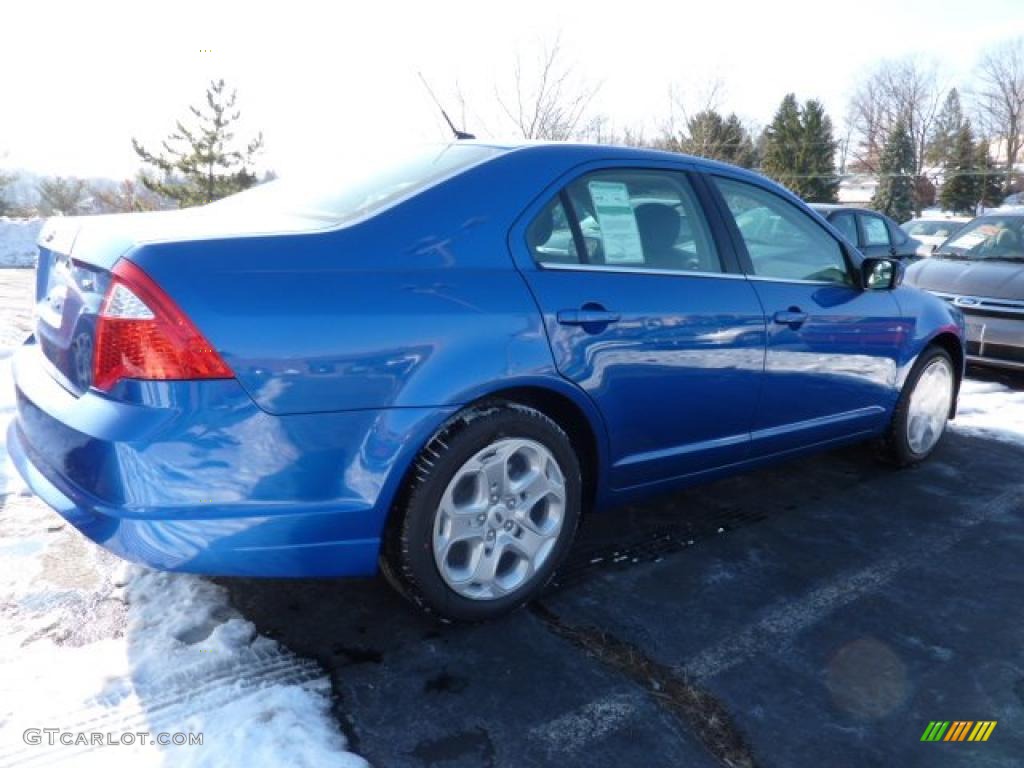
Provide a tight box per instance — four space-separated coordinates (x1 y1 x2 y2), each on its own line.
212 144 506 225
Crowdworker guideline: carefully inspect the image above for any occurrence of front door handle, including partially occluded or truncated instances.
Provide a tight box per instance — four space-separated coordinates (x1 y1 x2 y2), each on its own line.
773 308 808 327
557 308 621 326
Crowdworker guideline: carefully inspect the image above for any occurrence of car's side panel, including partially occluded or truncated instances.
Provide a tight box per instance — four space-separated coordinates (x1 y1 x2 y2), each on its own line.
9 338 460 576
125 150 589 417
888 284 966 395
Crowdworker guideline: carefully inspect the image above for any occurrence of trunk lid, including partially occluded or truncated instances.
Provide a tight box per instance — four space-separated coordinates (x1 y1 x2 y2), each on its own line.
33 207 332 395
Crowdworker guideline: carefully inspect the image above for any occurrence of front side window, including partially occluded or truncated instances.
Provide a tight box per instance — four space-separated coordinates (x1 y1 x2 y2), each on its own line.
861 214 891 247
529 169 722 273
714 177 851 285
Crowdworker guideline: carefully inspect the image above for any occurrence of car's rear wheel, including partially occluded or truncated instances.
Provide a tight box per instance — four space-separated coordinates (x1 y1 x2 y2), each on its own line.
381 402 581 621
883 346 955 466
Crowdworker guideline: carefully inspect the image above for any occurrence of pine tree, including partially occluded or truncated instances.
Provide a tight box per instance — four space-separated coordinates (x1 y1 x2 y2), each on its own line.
132 79 264 208
761 94 804 192
927 89 965 167
871 120 915 223
667 109 757 168
973 140 1003 209
939 122 977 215
799 100 839 203
760 95 838 202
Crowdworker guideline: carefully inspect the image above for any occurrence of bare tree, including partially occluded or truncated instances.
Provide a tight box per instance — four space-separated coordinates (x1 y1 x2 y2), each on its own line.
973 38 1024 193
91 177 168 213
37 176 89 216
847 58 944 214
496 35 599 141
578 115 650 147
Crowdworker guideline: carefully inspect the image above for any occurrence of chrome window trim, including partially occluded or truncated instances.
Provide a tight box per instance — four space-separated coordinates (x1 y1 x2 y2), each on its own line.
536 262 747 280
746 274 853 287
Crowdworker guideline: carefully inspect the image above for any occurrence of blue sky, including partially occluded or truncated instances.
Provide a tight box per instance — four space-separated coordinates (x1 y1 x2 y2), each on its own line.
2 0 1023 178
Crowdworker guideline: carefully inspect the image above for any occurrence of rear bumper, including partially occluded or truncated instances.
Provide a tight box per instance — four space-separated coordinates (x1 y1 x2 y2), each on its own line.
10 340 453 577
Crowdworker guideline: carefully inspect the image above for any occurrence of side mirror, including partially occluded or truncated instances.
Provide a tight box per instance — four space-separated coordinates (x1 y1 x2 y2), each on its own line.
862 257 903 290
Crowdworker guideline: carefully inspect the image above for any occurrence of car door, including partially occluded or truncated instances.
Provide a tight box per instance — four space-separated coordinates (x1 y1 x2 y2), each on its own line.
511 165 766 490
708 175 905 456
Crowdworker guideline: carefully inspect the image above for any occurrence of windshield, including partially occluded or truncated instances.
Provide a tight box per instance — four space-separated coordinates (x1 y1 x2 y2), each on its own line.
210 144 506 225
937 216 1024 261
902 220 965 238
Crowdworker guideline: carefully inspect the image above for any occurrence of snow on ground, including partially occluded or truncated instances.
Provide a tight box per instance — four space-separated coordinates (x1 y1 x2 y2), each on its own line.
0 218 43 268
952 378 1024 447
0 269 366 767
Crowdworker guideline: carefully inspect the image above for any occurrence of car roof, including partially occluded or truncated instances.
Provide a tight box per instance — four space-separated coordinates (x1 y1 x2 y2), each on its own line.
809 204 876 215
462 139 775 186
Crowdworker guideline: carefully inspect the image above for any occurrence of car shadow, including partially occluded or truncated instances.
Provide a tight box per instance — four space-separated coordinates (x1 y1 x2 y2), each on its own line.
217 437 885 691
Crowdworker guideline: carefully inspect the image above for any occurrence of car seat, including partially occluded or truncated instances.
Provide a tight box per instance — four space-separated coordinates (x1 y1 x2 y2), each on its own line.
634 203 682 269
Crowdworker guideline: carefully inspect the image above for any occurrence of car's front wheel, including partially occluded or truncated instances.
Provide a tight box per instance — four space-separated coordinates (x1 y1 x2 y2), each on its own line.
382 402 581 621
884 346 956 466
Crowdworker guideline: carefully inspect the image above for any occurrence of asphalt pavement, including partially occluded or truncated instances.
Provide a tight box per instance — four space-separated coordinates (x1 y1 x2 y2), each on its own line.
223 400 1024 768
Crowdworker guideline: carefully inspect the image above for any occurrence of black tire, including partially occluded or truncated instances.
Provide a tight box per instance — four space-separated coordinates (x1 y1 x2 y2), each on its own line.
381 401 582 622
881 346 956 467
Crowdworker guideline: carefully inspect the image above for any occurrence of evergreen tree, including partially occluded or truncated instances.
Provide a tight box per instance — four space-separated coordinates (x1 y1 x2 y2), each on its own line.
761 94 804 191
939 122 977 215
760 95 838 202
927 88 965 167
37 176 89 216
132 79 264 208
799 99 839 203
664 109 757 168
973 140 1003 209
871 119 916 223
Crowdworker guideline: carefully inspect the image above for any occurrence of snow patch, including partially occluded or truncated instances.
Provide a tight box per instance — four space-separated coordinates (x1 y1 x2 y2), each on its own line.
0 322 367 766
0 218 43 268
952 378 1024 447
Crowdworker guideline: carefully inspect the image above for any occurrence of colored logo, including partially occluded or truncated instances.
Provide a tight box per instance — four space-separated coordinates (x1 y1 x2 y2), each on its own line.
921 721 997 742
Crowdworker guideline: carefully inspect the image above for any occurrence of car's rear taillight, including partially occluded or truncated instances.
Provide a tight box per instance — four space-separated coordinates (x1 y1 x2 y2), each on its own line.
92 260 232 391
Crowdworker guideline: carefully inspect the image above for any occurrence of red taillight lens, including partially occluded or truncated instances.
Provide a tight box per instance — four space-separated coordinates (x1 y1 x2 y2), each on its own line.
92 260 232 391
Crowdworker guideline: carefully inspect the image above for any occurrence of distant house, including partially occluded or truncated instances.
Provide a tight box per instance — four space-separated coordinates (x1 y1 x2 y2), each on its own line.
837 175 878 206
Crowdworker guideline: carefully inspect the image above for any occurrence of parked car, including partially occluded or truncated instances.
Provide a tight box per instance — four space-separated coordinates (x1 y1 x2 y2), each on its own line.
810 204 921 260
901 216 970 257
10 143 965 621
905 213 1024 371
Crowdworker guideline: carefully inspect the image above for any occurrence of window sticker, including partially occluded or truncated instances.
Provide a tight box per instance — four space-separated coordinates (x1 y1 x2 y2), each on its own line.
587 181 644 264
947 230 988 250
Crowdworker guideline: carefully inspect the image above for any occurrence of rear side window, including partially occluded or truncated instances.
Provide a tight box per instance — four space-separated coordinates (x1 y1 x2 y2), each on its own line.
830 212 858 244
714 177 851 285
860 214 891 246
529 169 722 273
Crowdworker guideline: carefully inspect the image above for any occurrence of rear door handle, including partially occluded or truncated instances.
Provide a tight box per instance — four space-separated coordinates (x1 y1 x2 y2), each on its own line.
773 309 808 327
557 309 621 326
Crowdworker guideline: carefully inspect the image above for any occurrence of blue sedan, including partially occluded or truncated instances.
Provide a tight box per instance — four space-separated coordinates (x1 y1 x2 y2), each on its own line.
9 143 965 621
